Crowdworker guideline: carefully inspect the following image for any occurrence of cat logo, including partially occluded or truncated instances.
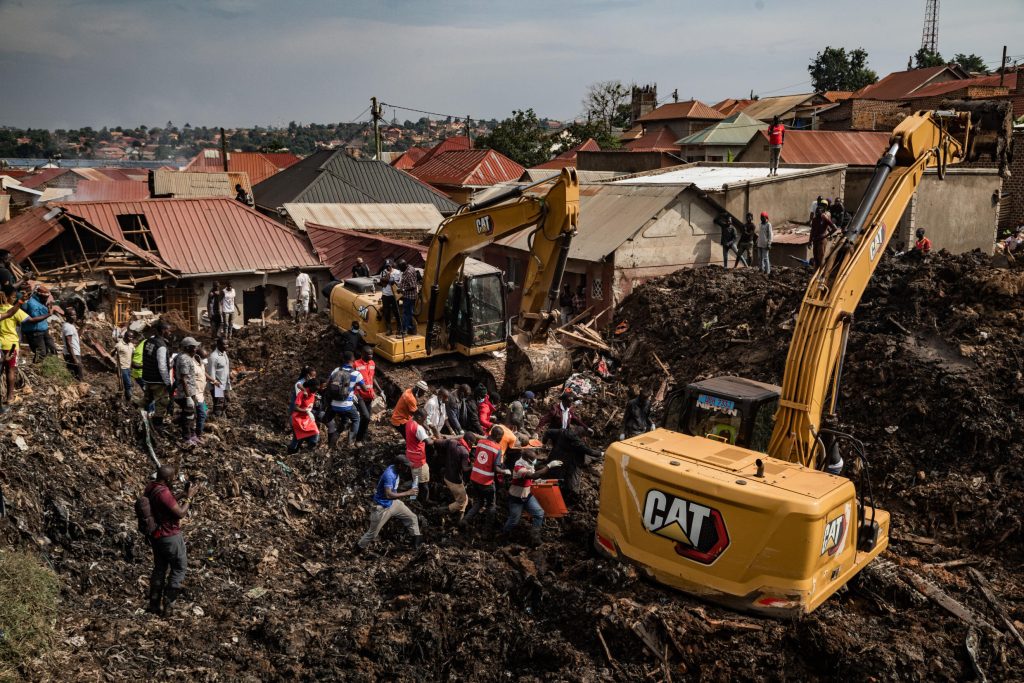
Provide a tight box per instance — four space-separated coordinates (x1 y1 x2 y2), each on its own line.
869 224 886 261
357 305 370 321
475 215 494 235
642 490 730 565
820 512 848 557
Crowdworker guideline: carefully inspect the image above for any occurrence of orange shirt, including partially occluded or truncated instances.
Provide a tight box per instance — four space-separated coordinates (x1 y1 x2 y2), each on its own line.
497 425 517 454
390 388 417 426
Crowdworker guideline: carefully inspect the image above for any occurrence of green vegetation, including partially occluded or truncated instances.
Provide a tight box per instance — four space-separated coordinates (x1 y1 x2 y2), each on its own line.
35 355 73 386
475 109 550 168
808 46 878 92
0 550 59 680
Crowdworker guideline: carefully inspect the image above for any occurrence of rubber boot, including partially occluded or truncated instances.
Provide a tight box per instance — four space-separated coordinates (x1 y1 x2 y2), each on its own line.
328 431 340 450
412 535 423 550
162 586 179 618
146 584 163 614
347 431 357 447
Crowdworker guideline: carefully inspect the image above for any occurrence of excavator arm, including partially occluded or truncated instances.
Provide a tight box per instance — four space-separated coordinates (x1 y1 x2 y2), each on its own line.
767 111 972 467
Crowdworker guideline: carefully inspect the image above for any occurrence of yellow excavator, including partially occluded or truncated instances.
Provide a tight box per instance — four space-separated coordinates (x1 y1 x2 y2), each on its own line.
595 104 1011 616
327 168 580 395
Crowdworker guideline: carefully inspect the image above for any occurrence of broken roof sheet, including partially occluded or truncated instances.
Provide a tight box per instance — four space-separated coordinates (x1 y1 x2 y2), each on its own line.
497 184 684 261
753 129 891 166
305 223 427 281
614 165 804 190
55 198 321 275
253 149 459 214
0 207 64 261
283 202 442 233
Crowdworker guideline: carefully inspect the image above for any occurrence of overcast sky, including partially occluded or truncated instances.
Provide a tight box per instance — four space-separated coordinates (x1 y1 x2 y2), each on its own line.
1 0 1021 130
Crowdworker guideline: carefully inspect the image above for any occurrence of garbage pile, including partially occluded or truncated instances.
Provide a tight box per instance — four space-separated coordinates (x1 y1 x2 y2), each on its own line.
1 252 1023 680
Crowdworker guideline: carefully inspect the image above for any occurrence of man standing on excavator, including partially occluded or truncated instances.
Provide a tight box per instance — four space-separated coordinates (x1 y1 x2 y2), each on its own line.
810 204 837 269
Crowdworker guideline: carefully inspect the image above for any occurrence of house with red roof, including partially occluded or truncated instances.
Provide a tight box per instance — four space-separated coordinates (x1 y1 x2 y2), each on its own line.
407 148 525 203
635 100 725 142
185 150 301 185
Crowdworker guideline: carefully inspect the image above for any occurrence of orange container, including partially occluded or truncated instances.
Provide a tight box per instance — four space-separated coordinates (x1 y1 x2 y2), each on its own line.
531 480 569 518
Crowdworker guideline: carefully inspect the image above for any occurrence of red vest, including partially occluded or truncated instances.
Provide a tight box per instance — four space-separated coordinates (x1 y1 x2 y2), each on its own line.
353 359 375 399
469 439 502 486
405 420 427 467
768 124 785 146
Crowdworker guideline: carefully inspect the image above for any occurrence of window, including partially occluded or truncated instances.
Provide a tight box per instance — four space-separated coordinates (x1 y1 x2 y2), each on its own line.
116 214 155 251
748 398 778 453
505 256 523 287
467 273 506 345
591 277 603 301
686 393 743 445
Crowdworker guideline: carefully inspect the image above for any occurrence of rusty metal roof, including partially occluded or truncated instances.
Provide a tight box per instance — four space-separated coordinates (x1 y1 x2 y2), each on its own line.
283 203 442 232
408 149 525 187
151 169 252 198
740 94 819 122
749 129 891 166
0 207 65 262
56 198 321 275
413 136 472 168
305 223 427 281
637 100 725 123
852 65 964 100
625 126 681 152
391 147 428 170
71 180 150 202
908 72 1017 98
17 168 72 188
184 151 297 185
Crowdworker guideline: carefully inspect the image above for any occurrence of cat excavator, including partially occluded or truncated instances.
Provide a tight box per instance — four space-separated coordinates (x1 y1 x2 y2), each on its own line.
595 103 1012 616
327 168 579 396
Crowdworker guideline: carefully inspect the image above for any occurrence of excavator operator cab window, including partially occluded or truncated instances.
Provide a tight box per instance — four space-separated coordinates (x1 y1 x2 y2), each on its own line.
687 393 743 446
447 273 507 348
748 397 779 453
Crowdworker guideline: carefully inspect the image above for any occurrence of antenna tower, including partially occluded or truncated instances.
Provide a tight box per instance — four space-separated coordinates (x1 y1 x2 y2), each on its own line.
920 0 939 53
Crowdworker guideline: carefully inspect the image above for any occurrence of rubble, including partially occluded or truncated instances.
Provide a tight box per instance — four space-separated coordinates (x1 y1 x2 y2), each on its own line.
1 252 1024 680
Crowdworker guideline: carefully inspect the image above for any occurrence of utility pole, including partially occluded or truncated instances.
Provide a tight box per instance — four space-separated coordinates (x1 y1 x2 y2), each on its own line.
999 45 1008 86
371 97 383 160
220 127 228 171
465 115 472 148
672 89 678 103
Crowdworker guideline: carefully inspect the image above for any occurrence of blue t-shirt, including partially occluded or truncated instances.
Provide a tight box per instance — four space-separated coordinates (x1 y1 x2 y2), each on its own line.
373 465 399 508
20 297 49 333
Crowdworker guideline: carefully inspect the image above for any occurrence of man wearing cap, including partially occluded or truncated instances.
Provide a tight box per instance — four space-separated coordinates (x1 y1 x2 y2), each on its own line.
391 380 428 437
501 441 562 545
507 391 534 434
352 258 370 279
172 337 202 446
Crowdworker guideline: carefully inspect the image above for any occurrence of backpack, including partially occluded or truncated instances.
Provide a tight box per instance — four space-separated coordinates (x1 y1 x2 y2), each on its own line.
135 485 163 537
328 366 352 401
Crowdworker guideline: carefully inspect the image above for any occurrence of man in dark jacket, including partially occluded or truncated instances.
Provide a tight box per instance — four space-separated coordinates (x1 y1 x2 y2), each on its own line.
143 464 201 616
736 213 757 268
543 427 602 502
141 320 173 425
455 384 482 435
537 391 591 434
622 387 655 439
716 212 737 268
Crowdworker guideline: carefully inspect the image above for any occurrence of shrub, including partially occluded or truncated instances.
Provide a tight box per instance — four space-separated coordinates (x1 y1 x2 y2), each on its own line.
0 550 59 679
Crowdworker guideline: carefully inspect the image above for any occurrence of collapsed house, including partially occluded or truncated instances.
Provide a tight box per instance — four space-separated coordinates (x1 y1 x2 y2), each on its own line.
0 198 327 328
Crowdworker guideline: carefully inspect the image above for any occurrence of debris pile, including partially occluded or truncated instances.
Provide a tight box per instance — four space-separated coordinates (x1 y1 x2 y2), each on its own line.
1 252 1023 680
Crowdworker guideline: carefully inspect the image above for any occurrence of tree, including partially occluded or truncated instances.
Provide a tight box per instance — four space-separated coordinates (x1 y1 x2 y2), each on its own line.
914 48 945 69
952 53 988 74
475 109 549 168
582 81 630 131
552 120 619 155
808 47 878 92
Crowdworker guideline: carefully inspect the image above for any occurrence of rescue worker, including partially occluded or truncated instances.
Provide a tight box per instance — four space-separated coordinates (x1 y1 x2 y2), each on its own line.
355 456 422 552
352 346 376 444
913 228 932 254
543 426 603 503
142 464 201 616
501 445 562 545
391 380 427 437
461 425 509 527
326 351 366 448
141 320 173 425
403 409 433 502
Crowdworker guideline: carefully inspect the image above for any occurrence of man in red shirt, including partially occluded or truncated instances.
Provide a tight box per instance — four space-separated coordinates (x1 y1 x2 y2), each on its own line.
404 409 434 501
142 464 201 616
353 345 376 444
767 115 785 177
913 228 932 254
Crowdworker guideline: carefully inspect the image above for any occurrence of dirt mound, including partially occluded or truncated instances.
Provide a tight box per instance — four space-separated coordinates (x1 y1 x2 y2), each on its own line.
2 256 1024 681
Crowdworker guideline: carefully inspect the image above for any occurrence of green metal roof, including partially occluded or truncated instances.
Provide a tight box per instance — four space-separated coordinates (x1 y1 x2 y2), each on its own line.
675 112 766 147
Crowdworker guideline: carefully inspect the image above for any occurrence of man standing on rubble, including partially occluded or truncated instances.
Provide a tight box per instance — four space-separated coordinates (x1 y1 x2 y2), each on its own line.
736 213 756 268
391 380 427 437
462 425 510 527
622 387 655 439
538 390 592 435
355 456 422 552
544 426 603 503
172 337 202 446
439 432 476 520
206 283 222 338
294 269 312 325
62 307 84 381
142 464 201 616
501 443 562 545
114 330 137 402
141 321 173 425
716 212 737 268
507 390 534 434
207 337 231 418
0 250 16 297
220 282 236 340
757 212 773 275
20 283 56 362
327 350 366 449
352 346 375 444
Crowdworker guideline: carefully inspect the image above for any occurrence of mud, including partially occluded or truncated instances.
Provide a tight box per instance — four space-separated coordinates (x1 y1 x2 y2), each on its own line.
1 251 1023 681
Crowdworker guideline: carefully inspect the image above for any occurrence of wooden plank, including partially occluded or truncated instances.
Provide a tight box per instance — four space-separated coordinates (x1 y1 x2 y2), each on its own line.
904 571 998 633
968 568 1024 652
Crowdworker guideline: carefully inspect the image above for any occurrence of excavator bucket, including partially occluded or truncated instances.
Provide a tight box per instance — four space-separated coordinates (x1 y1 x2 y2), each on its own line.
944 99 1014 176
503 331 573 396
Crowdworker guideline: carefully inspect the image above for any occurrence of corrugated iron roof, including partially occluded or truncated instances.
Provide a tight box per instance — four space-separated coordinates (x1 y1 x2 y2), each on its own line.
532 138 600 170
852 65 964 100
497 184 684 261
56 198 321 275
71 180 150 202
17 168 72 188
637 100 725 123
0 207 64 261
624 126 681 152
283 203 442 232
151 169 252 198
676 112 765 146
391 147 428 170
0 195 9 223
712 98 756 116
740 94 818 122
305 223 427 281
413 136 471 168
39 188 74 202
409 149 525 187
908 71 1017 98
185 151 297 185
822 91 854 102
253 149 458 214
518 169 623 183
747 129 891 166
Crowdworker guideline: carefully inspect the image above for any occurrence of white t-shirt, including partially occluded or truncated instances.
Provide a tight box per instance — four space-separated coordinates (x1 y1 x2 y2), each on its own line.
296 272 311 297
382 269 400 297
221 288 236 313
62 322 81 356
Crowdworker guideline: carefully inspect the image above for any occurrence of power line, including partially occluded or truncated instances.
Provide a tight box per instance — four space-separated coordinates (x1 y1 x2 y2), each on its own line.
381 102 469 121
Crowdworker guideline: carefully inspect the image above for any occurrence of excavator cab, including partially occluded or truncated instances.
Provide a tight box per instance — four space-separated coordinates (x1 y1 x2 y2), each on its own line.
444 265 508 351
664 377 780 452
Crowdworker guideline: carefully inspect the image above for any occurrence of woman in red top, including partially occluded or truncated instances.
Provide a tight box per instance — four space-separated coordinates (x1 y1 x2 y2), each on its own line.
288 378 320 453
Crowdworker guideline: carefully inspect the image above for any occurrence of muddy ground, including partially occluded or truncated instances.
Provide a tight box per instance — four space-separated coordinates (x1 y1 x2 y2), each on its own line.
2 251 1023 681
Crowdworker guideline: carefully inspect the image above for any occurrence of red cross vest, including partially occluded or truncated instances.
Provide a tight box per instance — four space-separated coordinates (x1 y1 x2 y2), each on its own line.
469 439 502 486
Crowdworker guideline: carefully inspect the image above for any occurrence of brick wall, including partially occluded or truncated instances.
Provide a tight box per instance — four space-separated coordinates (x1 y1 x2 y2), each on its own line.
818 99 908 131
1006 132 1024 230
